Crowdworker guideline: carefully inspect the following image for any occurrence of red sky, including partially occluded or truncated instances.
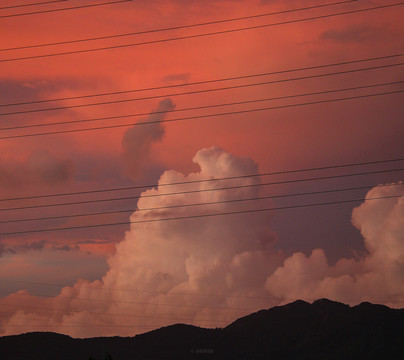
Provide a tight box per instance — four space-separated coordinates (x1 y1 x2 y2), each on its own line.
0 0 403 337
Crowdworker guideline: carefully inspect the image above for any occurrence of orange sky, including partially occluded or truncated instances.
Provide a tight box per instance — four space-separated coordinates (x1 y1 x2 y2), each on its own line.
0 0 403 337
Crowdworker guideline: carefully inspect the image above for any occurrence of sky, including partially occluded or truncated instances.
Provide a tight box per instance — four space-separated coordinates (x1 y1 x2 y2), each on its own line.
0 0 403 337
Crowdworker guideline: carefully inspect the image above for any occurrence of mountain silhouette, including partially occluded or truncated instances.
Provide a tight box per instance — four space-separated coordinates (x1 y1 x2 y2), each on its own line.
1 299 403 359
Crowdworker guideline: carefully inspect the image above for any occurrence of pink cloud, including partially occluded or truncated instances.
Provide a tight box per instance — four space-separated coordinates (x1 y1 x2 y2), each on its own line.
265 182 404 306
1 149 403 338
0 149 74 190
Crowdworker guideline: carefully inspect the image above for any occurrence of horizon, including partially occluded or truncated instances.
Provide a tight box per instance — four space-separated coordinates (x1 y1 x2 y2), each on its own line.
2 297 403 340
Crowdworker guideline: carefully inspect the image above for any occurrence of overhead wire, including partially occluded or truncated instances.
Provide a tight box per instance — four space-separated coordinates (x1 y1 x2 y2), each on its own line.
1 318 227 329
1 53 402 108
0 0 69 11
2 198 404 324
0 303 236 329
0 168 402 212
1 89 403 140
1 157 401 202
0 0 402 330
0 4 402 339
1 194 402 237
0 0 130 19
1 2 403 62
2 62 403 116
0 287 269 326
0 289 258 311
0 302 237 321
1 183 402 225
0 302 253 329
1 80 402 134
1 324 195 330
0 278 273 300
0 0 356 51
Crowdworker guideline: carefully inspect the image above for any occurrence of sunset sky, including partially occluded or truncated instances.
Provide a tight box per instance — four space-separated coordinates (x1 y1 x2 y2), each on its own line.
0 0 403 338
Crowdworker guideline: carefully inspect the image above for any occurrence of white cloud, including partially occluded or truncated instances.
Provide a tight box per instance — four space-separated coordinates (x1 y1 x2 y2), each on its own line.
265 182 404 306
1 149 403 338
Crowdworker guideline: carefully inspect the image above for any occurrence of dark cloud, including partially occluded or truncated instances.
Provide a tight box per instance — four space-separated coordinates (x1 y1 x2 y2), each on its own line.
0 78 89 106
320 24 384 43
0 149 74 189
161 73 191 84
0 241 80 258
0 243 5 257
121 98 175 180
0 240 46 257
0 80 42 105
51 244 80 252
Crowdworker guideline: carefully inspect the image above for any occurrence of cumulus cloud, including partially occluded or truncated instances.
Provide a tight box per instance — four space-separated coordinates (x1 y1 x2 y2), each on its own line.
265 182 404 306
0 148 403 338
0 147 280 337
121 98 175 179
0 149 74 190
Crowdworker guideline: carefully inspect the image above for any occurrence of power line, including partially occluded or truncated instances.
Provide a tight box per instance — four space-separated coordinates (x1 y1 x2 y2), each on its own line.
2 81 402 133
2 322 211 329
0 300 233 320
1 157 401 202
0 308 230 325
1 2 402 62
0 302 237 321
0 0 356 51
2 316 228 328
1 80 389 130
0 304 245 326
1 183 401 225
0 289 257 311
0 194 401 237
0 0 130 19
1 197 402 321
3 315 227 327
3 62 402 116
0 279 273 301
1 323 224 330
2 79 402 132
1 53 401 108
0 0 68 10
0 168 402 212
2 89 403 140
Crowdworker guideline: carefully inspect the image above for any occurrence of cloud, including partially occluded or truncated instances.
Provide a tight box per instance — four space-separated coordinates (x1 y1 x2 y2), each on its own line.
0 147 280 337
51 244 80 252
0 241 46 257
0 248 109 298
0 80 43 105
161 73 191 84
0 241 80 258
0 148 403 338
0 244 5 257
0 149 74 190
265 182 404 306
320 24 384 43
121 99 175 179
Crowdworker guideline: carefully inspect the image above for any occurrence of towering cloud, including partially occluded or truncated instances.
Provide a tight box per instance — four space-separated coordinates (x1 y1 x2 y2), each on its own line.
121 99 175 179
0 148 403 338
265 182 404 307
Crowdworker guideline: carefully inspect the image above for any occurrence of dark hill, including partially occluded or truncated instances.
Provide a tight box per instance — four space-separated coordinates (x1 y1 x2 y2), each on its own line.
1 299 403 360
